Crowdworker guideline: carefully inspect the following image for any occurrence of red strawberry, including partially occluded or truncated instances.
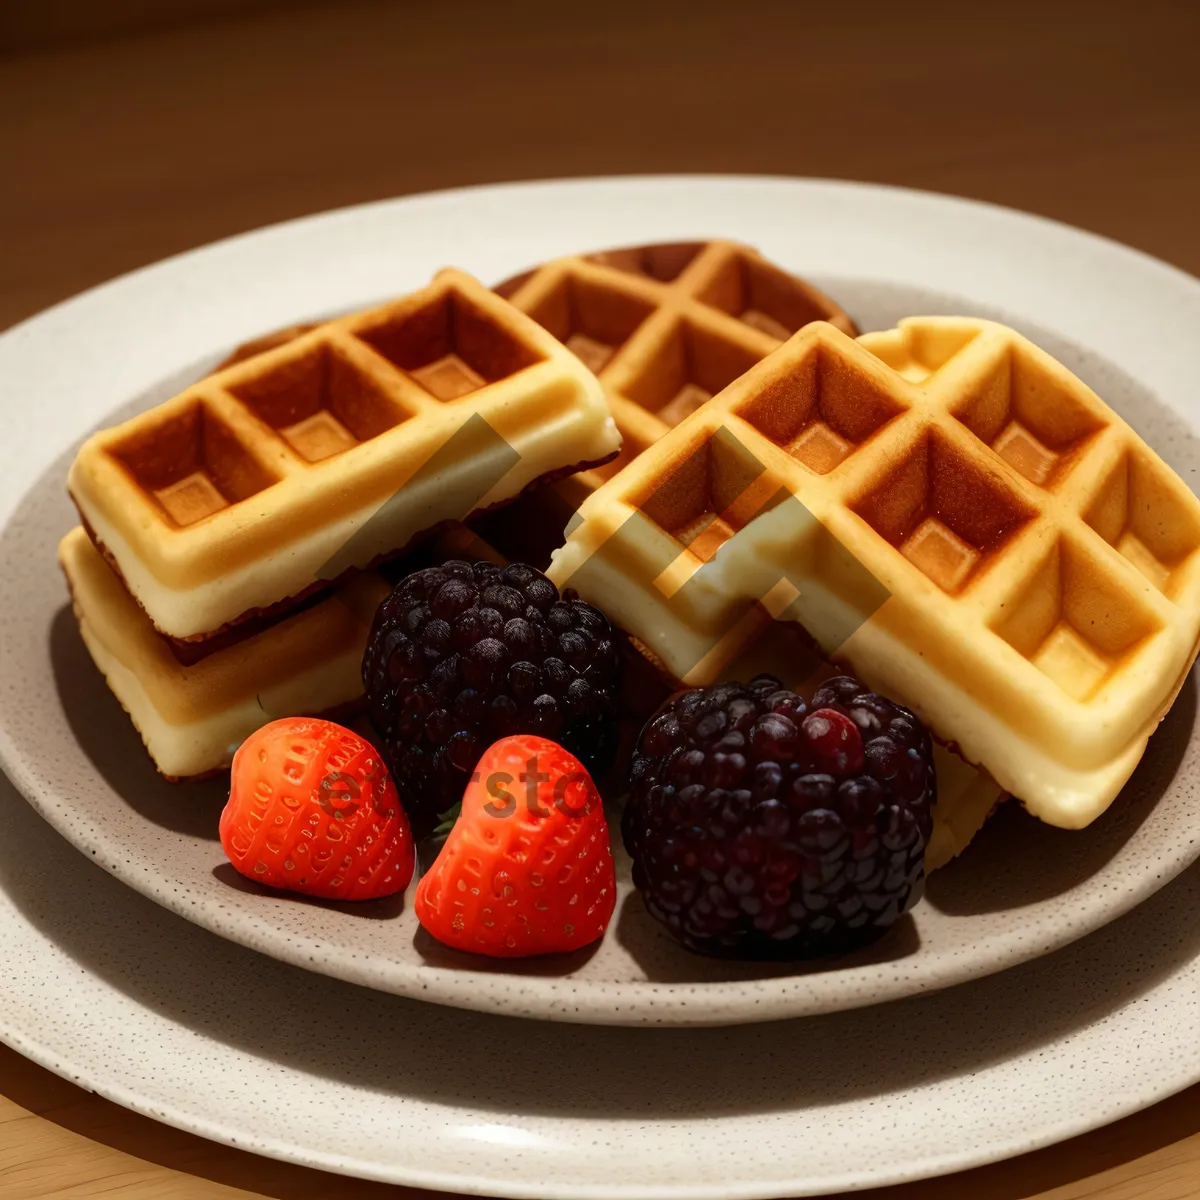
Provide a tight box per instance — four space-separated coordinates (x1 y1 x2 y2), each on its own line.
221 717 414 901
415 734 616 957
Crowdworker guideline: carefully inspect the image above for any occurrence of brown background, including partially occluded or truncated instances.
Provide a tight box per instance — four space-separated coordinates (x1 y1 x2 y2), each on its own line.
4 0 1200 334
3 1 1200 1196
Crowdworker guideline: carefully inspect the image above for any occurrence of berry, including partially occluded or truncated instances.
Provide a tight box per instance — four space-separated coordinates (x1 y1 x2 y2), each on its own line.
623 675 936 959
220 718 415 901
362 560 621 831
802 708 864 773
415 735 617 957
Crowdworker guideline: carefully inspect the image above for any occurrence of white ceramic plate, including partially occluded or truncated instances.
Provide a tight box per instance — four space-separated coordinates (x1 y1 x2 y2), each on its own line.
2 746 1200 1198
2 178 1200 1029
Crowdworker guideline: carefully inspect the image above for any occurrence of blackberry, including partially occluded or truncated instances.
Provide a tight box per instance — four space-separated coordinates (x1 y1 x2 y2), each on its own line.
362 560 620 831
623 674 935 960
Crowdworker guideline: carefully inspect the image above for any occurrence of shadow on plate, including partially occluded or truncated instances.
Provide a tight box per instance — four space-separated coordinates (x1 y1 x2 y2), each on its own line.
927 668 1197 916
412 923 603 975
210 862 408 922
49 605 228 840
612 888 921 983
4 759 1199 1122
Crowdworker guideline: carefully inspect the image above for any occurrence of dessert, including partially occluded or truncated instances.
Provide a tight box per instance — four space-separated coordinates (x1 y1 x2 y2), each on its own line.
61 230 1195 967
496 239 858 506
67 268 620 642
59 243 1001 876
624 675 934 958
58 527 388 779
549 316 1200 828
220 717 415 901
362 557 622 831
415 733 616 957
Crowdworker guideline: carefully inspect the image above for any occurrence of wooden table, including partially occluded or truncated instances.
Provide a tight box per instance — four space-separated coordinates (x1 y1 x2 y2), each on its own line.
2 1 1199 1194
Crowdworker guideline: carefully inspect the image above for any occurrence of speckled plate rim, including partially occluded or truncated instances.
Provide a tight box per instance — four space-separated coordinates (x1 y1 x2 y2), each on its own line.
2 177 1200 1029
0 754 1199 1199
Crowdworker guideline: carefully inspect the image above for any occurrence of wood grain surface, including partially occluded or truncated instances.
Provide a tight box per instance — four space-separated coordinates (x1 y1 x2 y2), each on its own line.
2 0 1200 1195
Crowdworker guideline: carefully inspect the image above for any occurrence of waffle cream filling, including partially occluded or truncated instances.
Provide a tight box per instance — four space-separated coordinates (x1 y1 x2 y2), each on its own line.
59 528 386 779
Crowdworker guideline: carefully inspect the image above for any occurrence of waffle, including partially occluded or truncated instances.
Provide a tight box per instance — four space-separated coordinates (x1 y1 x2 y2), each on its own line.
67 268 620 642
494 249 991 866
548 316 1200 829
496 240 858 505
58 527 389 780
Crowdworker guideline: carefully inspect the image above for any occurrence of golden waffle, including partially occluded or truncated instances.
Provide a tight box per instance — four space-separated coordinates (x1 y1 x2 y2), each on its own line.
68 269 620 642
59 527 389 780
493 249 993 867
496 240 858 503
548 316 1200 829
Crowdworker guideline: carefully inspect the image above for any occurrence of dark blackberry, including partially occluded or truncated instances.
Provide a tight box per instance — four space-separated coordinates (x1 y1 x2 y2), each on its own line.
623 674 936 960
362 560 620 830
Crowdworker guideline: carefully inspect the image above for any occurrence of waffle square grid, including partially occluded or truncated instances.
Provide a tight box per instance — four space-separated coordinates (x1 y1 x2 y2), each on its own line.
497 240 858 499
549 316 1200 827
68 269 619 640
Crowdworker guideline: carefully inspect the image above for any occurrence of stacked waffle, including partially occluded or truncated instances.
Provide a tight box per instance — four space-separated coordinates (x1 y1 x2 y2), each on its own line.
492 244 1001 866
60 269 620 778
548 315 1200 829
496 239 858 505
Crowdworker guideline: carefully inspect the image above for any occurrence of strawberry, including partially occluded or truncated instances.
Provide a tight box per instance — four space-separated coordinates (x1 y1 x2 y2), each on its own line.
220 717 415 901
415 734 617 957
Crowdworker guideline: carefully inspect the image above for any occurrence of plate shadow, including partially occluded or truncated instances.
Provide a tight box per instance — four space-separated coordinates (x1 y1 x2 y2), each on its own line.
49 604 228 840
210 862 409 922
927 669 1197 916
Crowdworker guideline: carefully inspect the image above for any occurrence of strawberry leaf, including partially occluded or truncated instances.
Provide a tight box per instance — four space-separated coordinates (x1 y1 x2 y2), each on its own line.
430 801 461 850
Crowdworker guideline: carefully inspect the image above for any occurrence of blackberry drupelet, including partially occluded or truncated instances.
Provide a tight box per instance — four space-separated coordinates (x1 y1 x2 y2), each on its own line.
623 674 936 959
362 560 620 831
